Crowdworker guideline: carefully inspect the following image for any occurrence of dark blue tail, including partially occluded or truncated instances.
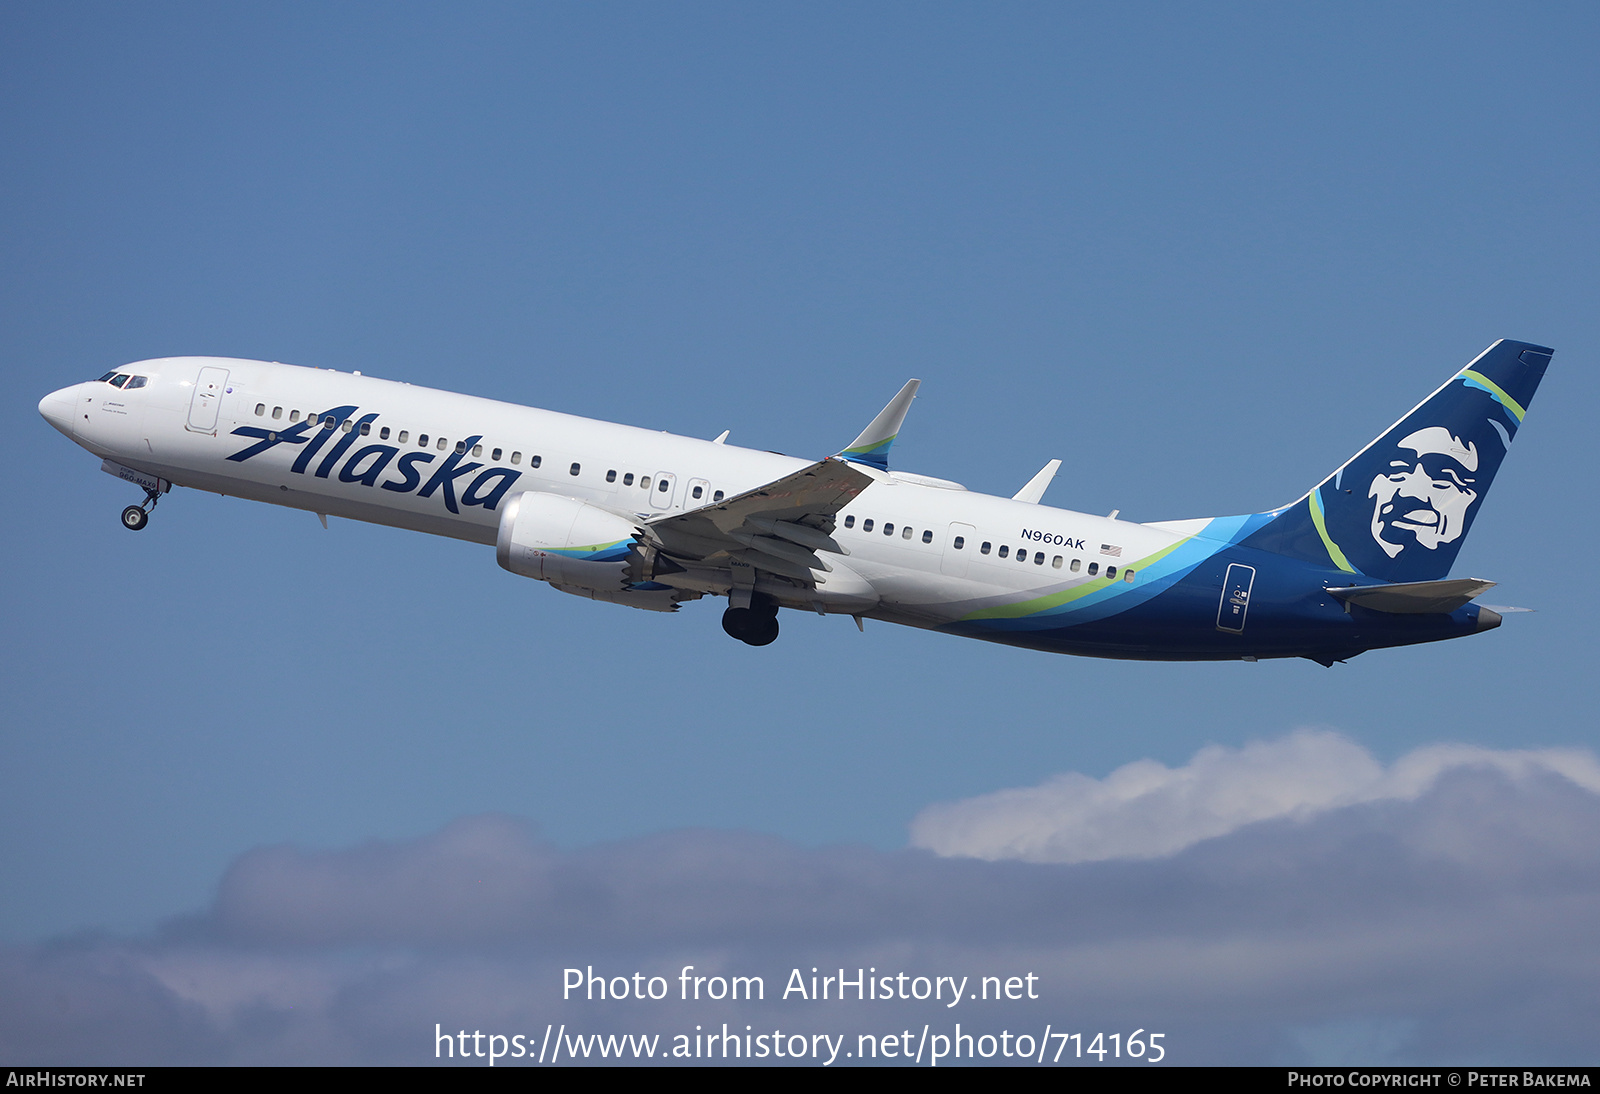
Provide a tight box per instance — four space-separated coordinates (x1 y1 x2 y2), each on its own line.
1240 339 1553 582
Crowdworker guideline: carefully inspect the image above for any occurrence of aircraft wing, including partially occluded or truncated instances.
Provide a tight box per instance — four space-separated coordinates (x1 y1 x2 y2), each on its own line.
643 457 872 584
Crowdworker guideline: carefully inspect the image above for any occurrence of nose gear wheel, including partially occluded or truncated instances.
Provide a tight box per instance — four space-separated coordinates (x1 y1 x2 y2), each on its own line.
120 483 163 531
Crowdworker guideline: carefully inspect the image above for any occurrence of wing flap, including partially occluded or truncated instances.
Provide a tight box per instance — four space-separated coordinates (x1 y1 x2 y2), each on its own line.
644 457 873 586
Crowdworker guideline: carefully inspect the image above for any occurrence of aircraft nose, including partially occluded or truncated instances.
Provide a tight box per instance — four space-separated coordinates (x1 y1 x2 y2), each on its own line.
39 386 77 438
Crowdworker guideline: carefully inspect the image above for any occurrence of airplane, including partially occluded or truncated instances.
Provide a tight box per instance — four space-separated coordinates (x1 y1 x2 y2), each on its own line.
38 338 1550 665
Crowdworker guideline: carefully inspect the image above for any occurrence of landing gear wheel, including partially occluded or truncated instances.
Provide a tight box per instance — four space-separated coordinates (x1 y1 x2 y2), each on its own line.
722 605 781 646
121 505 149 531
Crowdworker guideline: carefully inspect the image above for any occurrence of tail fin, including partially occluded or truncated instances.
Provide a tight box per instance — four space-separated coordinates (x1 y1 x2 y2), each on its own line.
1240 339 1553 582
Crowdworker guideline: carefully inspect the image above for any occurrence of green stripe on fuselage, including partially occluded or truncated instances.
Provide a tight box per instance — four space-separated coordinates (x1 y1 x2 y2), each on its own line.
959 533 1194 622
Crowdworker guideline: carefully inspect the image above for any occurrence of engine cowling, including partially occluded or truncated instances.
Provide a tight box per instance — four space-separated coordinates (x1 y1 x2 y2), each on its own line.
496 492 641 590
495 492 702 612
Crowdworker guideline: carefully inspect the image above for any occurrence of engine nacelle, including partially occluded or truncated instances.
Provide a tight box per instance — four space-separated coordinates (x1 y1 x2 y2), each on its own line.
496 492 641 591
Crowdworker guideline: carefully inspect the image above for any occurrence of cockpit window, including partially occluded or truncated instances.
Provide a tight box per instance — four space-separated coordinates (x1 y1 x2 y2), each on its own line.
109 374 130 388
96 371 117 382
125 376 147 389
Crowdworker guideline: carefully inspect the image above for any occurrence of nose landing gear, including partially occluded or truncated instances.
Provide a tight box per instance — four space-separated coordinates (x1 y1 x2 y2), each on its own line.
722 594 780 646
120 484 163 531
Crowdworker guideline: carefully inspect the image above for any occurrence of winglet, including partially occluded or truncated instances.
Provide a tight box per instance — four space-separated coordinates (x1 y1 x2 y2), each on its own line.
839 379 920 470
1012 459 1062 504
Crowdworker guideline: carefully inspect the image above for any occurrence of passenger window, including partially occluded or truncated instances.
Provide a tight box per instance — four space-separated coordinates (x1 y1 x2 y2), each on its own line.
361 422 371 436
453 440 464 454
953 535 964 549
510 451 521 465
1018 550 1029 563
922 529 933 544
492 448 502 461
398 430 409 443
1106 565 1116 579
342 420 353 433
692 485 703 499
998 545 1009 558
255 403 266 416
606 470 617 483
380 427 390 440
1088 562 1099 576
272 407 283 420
418 433 429 446
713 490 725 502
657 479 669 493
110 374 129 388
640 475 650 489
290 410 301 422
472 444 482 457
1124 569 1136 583
863 519 874 533
125 376 147 389
437 437 448 451
883 523 895 536
844 515 855 528
531 455 541 468
571 462 581 476
1071 559 1081 572
902 526 913 540
325 418 337 430
981 541 991 554
1034 552 1044 565
1053 555 1063 568
623 473 634 486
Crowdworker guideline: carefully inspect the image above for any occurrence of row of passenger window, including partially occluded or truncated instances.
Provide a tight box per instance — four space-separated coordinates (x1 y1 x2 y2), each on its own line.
841 512 1135 582
253 403 541 466
600 470 725 504
251 403 727 504
977 542 1134 581
842 514 937 544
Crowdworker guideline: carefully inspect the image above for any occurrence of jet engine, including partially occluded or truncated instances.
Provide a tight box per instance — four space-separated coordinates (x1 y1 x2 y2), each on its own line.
495 492 698 612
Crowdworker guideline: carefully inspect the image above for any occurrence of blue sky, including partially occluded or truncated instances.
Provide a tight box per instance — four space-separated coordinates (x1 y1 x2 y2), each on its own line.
3 3 1598 1065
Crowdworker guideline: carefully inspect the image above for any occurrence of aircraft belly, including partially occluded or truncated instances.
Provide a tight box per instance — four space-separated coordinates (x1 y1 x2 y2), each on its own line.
130 457 500 545
936 551 1487 660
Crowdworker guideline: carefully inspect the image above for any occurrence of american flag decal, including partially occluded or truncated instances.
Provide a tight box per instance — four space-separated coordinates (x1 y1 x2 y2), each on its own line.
1100 544 1122 557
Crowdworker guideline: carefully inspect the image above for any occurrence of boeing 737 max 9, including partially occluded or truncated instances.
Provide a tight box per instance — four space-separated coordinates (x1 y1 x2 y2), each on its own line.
38 339 1551 664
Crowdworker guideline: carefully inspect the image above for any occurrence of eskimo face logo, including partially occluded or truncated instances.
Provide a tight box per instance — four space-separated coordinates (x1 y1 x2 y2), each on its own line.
1367 426 1480 557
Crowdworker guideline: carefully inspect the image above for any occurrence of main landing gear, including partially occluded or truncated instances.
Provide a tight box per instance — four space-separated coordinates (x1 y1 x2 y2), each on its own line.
121 485 162 531
722 594 780 646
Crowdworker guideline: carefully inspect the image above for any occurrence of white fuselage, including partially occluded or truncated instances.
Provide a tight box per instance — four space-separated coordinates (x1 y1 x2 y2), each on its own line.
42 356 1187 632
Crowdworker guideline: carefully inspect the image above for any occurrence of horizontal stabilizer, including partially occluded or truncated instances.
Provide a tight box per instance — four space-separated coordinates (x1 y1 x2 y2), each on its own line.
1328 577 1496 614
839 379 920 470
1013 459 1061 504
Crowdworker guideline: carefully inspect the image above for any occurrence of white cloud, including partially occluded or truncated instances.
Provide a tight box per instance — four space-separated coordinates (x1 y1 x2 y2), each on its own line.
5 732 1600 1065
908 729 1600 863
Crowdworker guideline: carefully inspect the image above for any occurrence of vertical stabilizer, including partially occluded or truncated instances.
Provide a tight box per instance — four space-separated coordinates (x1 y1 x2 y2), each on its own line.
1240 340 1553 582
